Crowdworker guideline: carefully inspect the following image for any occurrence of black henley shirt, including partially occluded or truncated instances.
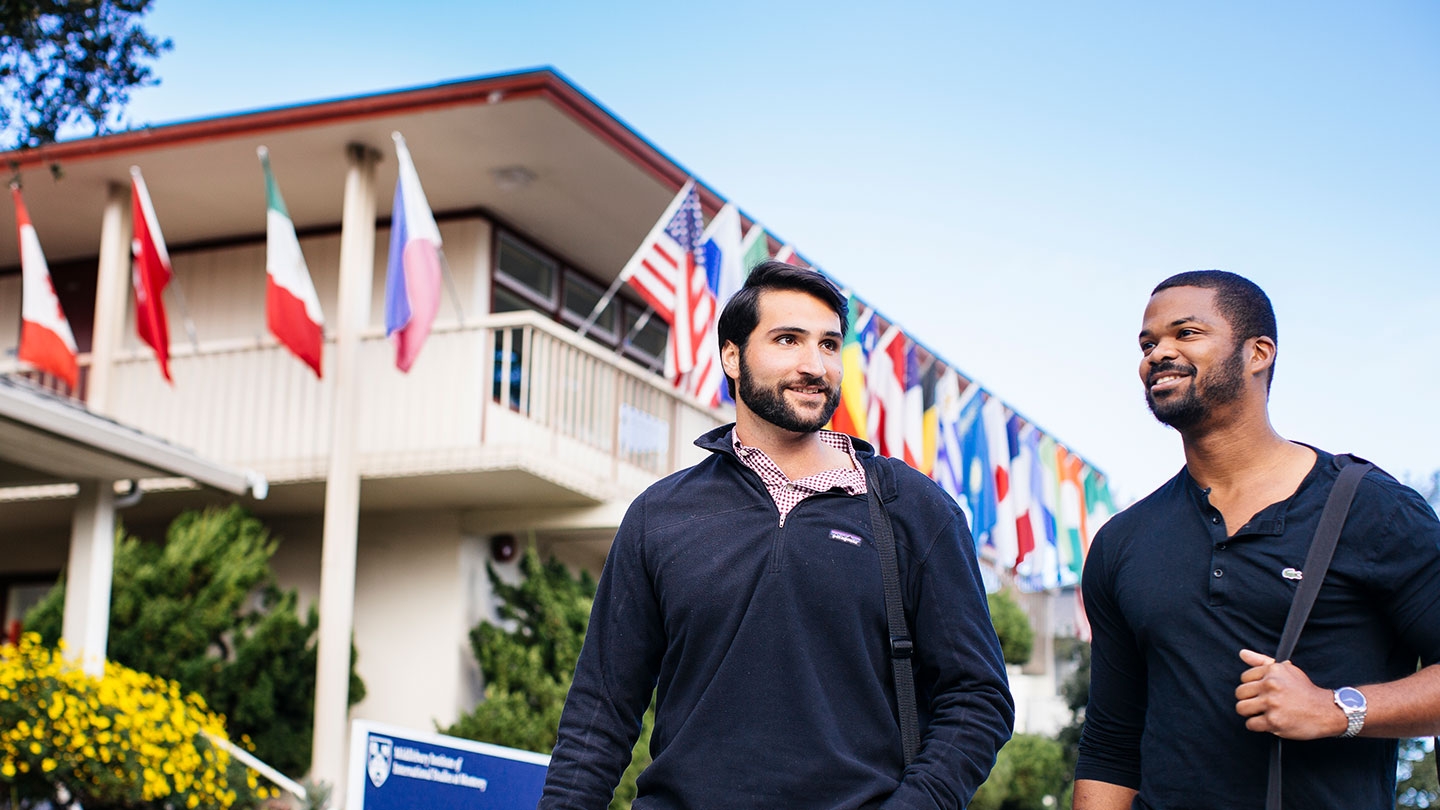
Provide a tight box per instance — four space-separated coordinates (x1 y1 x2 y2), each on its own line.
1076 447 1440 809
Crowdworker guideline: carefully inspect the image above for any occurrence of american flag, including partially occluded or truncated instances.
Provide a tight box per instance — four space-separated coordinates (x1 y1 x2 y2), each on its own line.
618 179 716 388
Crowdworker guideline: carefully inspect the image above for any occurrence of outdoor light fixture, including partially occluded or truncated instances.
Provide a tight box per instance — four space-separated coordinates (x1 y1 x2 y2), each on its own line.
490 533 519 563
490 165 536 191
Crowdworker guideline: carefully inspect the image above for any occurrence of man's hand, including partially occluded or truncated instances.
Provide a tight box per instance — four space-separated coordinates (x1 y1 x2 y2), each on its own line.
1233 649 1346 740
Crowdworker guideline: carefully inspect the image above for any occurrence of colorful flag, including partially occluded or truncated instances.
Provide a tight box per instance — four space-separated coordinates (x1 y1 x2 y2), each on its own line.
615 179 714 398
1017 424 1063 591
829 302 871 439
961 387 997 550
384 133 445 373
1083 466 1118 544
616 178 700 325
935 372 997 552
1039 432 1076 587
902 345 926 471
933 369 967 504
774 244 803 266
1057 444 1090 584
740 222 770 271
921 362 941 480
702 203 744 309
129 167 173 383
1008 414 1038 582
687 203 742 407
10 185 79 389
865 324 908 458
258 148 324 378
1076 463 1117 643
982 394 1018 570
656 186 714 393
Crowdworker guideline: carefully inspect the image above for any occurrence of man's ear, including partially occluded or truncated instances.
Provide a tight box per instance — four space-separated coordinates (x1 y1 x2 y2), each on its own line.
721 340 741 382
1248 336 1276 377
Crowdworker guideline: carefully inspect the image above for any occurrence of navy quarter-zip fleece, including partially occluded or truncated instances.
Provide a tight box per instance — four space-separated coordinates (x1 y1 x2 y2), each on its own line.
539 425 1014 810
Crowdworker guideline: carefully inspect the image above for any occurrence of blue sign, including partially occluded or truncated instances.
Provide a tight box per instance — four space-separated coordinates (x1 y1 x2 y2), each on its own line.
348 720 549 810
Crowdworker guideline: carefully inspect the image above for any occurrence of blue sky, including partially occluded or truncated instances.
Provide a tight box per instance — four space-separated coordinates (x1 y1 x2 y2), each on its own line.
119 0 1439 501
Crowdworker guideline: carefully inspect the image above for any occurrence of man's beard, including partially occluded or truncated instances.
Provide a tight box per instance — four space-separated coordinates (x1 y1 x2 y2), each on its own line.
737 352 842 434
1145 342 1247 430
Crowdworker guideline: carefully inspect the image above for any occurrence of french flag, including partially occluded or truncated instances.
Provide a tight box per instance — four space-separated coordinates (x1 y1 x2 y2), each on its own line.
10 185 79 390
384 132 444 373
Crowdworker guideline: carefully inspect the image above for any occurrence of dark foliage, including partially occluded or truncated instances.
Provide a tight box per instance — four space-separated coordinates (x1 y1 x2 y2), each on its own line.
1 0 170 149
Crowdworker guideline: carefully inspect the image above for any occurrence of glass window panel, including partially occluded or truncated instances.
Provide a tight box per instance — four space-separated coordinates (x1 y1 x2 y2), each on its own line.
492 285 547 316
622 304 669 368
496 233 557 306
561 272 618 337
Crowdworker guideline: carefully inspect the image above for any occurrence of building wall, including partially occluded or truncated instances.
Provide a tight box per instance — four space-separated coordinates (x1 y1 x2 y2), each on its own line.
263 508 518 732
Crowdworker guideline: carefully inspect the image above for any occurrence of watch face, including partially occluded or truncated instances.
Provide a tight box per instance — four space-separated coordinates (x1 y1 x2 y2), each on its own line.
1336 687 1366 710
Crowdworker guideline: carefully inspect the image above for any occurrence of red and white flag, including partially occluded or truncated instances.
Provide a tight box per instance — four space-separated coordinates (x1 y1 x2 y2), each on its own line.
130 168 173 383
258 147 324 377
10 185 79 390
866 325 908 458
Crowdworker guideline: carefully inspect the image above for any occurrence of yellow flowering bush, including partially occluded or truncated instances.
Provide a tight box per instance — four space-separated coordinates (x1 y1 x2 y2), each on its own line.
0 633 273 809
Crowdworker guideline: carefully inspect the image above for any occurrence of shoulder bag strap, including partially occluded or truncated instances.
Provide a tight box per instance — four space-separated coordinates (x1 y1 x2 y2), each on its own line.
1266 456 1373 810
863 457 921 767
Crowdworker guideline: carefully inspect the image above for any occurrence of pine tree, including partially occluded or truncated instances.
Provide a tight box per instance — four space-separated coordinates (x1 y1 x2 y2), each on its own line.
446 546 653 810
24 504 363 777
445 547 594 752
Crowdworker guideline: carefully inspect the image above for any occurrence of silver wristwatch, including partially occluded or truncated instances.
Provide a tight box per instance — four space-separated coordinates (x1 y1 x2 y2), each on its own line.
1333 686 1367 738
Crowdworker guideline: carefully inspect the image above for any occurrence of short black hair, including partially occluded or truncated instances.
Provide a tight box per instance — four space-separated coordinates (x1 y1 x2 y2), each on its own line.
1152 270 1278 388
716 260 848 397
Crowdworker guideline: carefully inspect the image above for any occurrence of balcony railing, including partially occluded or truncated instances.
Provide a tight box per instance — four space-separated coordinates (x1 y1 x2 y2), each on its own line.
45 312 726 502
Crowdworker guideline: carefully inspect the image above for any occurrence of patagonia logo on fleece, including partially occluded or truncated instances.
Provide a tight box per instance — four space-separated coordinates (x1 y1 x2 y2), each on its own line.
829 529 863 546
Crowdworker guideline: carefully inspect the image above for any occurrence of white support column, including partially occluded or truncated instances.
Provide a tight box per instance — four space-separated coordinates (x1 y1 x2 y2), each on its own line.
60 480 117 677
86 182 132 416
311 143 379 805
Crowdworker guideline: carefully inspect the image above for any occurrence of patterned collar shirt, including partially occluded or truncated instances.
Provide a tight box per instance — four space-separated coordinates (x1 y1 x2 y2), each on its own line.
731 428 868 526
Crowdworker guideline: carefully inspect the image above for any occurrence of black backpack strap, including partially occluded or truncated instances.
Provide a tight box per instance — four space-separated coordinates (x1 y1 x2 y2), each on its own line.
1266 455 1373 810
863 457 921 767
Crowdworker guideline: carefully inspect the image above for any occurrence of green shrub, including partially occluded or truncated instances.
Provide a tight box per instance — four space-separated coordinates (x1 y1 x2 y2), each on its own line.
25 505 362 777
988 590 1035 666
972 733 1066 810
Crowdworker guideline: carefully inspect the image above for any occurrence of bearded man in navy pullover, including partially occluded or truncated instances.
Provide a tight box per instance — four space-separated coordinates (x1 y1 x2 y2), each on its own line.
539 261 1013 810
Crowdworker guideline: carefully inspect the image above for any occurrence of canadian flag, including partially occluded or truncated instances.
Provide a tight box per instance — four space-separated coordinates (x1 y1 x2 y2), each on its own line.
129 168 173 383
11 185 79 390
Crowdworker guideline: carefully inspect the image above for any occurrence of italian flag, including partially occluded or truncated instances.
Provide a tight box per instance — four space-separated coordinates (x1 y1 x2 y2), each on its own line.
11 185 79 390
258 147 324 377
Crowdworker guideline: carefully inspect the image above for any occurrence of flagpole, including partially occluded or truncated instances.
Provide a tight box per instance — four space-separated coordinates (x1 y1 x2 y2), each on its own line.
438 251 466 327
619 305 655 351
165 271 202 355
580 177 697 339
576 272 627 338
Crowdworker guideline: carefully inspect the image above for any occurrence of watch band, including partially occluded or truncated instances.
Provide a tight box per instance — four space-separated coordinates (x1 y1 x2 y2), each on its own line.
1334 687 1367 738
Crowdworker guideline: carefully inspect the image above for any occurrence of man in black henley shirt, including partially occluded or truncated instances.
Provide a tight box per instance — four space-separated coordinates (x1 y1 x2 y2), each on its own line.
1074 271 1440 810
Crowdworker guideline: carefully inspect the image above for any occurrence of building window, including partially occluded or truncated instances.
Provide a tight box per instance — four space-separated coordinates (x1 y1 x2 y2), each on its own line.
1 575 56 644
492 284 547 317
560 271 619 341
620 302 669 371
495 232 558 310
491 228 676 380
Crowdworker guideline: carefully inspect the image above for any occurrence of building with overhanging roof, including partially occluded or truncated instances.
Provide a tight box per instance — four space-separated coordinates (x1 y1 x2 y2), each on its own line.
1 67 1103 801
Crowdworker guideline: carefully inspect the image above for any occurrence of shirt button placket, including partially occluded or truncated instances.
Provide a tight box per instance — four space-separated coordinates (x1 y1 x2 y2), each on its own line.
1208 511 1229 606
